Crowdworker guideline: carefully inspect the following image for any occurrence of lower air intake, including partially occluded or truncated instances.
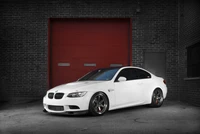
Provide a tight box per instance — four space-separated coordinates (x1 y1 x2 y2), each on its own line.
48 105 64 111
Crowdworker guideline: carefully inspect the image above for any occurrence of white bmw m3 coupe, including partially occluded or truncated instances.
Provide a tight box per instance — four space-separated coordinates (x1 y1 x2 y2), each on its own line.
43 66 167 116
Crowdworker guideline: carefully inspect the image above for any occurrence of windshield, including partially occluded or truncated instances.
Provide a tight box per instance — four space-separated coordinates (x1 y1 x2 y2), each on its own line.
78 68 120 81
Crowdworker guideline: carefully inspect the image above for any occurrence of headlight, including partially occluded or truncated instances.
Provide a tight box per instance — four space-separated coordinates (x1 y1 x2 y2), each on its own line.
67 91 87 98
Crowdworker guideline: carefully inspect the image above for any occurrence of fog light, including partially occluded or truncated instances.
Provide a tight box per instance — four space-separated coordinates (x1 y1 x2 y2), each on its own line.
69 105 80 109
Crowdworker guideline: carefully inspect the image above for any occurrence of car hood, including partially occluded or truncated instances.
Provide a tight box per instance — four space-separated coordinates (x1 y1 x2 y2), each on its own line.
48 81 109 93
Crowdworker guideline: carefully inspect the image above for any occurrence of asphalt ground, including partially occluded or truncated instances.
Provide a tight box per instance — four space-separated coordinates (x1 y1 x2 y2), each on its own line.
0 100 200 134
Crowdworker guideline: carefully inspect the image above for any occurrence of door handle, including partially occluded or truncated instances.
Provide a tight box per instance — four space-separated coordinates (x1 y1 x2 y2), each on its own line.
108 89 114 92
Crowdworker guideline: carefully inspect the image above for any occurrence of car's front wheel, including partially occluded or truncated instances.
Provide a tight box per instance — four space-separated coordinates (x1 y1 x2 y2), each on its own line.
89 92 109 116
150 88 164 107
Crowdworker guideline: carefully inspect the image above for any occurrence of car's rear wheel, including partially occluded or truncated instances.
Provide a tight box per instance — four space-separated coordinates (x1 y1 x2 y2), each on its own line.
89 92 109 116
150 89 164 107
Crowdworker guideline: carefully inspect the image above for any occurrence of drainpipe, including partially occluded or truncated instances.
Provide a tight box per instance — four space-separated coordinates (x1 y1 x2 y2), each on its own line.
177 0 180 101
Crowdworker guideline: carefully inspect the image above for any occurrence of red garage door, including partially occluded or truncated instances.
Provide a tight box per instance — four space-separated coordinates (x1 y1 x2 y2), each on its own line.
49 18 132 88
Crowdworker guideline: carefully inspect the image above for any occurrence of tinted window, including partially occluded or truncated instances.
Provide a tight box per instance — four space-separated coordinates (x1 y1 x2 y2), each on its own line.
134 68 151 79
115 68 138 81
115 68 151 82
78 68 120 81
115 69 131 81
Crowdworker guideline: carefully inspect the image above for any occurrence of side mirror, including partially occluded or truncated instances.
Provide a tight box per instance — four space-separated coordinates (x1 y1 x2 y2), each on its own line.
118 76 127 82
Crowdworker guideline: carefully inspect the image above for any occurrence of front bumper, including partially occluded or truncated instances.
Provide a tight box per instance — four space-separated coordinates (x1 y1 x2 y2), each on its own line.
43 93 92 114
43 108 88 115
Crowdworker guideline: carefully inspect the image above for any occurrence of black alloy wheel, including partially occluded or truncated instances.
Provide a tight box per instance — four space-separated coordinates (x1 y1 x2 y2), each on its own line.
150 89 164 107
89 92 109 116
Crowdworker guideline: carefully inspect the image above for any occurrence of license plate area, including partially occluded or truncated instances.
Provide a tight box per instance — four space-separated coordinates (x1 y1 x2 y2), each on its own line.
48 105 64 111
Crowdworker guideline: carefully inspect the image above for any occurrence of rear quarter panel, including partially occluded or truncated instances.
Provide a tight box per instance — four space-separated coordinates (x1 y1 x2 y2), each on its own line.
152 76 168 99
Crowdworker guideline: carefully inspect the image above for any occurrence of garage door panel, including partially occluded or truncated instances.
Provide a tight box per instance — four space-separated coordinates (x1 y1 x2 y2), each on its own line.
51 21 129 46
50 18 131 88
52 45 127 60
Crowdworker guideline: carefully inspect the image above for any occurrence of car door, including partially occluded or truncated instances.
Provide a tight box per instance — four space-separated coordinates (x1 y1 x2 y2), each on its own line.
134 68 153 103
114 68 142 107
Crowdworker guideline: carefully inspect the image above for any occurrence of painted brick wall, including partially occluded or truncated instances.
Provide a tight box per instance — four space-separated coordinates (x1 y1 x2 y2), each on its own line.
0 0 178 101
132 0 178 100
179 0 200 106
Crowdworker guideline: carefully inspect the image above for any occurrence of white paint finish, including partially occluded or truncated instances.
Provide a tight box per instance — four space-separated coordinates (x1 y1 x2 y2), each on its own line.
114 80 143 106
43 66 167 114
58 63 70 66
113 78 155 108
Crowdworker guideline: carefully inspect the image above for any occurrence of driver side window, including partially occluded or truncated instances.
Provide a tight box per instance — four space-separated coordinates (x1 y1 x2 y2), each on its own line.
115 69 136 82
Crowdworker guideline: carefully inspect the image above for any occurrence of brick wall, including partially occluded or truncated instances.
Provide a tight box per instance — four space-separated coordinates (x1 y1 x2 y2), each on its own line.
0 0 178 101
132 0 178 100
179 0 200 106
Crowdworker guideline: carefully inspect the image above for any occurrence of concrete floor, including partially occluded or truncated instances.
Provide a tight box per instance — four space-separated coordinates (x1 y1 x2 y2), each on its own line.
0 100 200 134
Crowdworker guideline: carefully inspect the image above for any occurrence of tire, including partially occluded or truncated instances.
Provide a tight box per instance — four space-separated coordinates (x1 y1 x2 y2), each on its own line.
89 92 109 116
43 109 47 113
150 89 164 107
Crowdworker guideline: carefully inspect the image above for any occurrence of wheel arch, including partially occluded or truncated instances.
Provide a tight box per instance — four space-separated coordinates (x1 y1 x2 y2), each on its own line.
150 87 164 107
89 91 110 110
152 87 163 94
149 87 163 103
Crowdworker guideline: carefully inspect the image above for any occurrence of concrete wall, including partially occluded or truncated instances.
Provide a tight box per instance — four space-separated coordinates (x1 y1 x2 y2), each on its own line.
0 0 179 102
